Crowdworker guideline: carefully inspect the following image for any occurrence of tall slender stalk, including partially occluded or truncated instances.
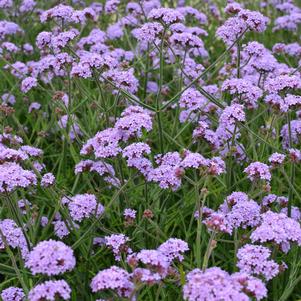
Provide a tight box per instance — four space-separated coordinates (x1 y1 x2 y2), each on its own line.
202 231 216 271
195 180 209 268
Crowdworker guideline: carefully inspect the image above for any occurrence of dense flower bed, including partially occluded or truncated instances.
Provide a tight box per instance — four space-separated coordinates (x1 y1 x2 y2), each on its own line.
0 0 301 300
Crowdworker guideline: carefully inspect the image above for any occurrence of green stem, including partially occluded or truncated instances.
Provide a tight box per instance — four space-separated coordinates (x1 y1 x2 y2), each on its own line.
287 111 294 217
237 40 241 78
202 231 216 271
196 180 209 268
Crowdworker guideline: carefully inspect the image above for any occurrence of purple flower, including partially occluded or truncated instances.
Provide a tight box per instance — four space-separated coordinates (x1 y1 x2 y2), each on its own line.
273 42 301 57
20 145 43 157
122 142 151 159
102 68 139 94
224 200 261 230
81 128 121 158
203 212 231 233
181 151 209 169
130 249 170 278
21 77 37 93
265 75 301 93
1 93 15 105
281 206 301 221
219 104 246 126
207 157 226 176
169 32 206 54
158 238 189 262
225 191 249 207
224 2 243 14
25 239 76 275
183 267 267 301
132 267 161 284
40 4 74 23
1 287 25 301
28 102 41 113
74 160 115 177
18 198 31 214
216 8 268 45
0 0 13 9
28 280 71 301
124 208 136 219
41 172 55 187
237 244 280 280
148 152 183 190
244 162 271 182
10 62 28 79
91 266 134 298
268 153 286 166
0 162 37 192
104 0 120 13
216 16 247 45
135 22 163 43
0 146 28 163
231 273 268 300
62 194 104 222
194 206 214 219
52 220 71 239
36 31 52 49
251 211 301 252
148 8 184 25
0 219 28 259
180 58 206 86
115 106 153 141
262 194 288 207
265 93 287 112
51 29 79 53
32 161 45 172
123 143 153 176
1 42 19 53
179 88 207 122
273 13 301 32
105 233 130 260
222 78 263 109
40 216 48 227
288 148 301 162
281 120 301 149
238 9 269 32
244 41 266 57
0 21 23 40
19 0 36 13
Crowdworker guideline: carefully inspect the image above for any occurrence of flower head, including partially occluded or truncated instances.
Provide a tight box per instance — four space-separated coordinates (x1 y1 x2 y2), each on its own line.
28 280 71 301
25 240 76 275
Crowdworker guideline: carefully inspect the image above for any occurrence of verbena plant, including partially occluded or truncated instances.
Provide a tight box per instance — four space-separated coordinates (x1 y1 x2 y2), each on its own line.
0 0 301 300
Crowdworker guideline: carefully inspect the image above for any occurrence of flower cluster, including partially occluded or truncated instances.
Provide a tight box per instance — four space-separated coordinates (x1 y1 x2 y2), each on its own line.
183 267 267 301
28 280 71 301
61 194 104 222
91 266 134 298
237 244 280 280
251 211 301 252
0 219 28 259
25 240 76 275
0 287 25 301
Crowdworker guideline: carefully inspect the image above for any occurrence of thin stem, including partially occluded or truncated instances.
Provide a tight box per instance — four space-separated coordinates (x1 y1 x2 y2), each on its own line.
196 179 209 268
237 39 241 78
202 231 216 271
155 28 167 154
287 111 294 216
